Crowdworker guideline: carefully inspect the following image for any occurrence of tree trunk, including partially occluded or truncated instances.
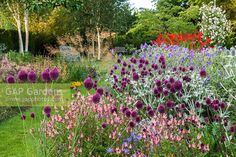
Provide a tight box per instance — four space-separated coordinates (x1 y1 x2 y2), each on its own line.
96 27 101 60
16 20 24 53
92 33 95 58
24 5 29 52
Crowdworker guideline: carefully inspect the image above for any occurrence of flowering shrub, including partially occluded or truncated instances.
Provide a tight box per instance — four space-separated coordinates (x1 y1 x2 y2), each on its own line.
199 2 231 45
153 32 212 49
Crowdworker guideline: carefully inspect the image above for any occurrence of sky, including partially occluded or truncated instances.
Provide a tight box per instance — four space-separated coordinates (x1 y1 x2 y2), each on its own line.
129 0 154 9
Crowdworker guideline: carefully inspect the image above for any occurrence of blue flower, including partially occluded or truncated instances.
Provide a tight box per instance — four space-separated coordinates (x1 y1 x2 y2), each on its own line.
124 149 130 154
106 148 113 153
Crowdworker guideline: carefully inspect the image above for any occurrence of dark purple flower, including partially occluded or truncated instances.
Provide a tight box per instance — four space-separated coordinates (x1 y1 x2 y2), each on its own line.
41 68 50 82
146 105 152 111
155 80 161 86
163 90 169 96
125 110 131 117
49 67 59 81
92 93 101 104
169 77 175 83
135 116 141 123
102 122 107 128
21 115 26 120
122 107 128 113
117 59 121 63
166 100 174 108
96 88 104 95
195 101 201 108
129 121 136 128
132 72 139 81
204 117 209 124
44 106 51 114
174 80 182 91
131 111 137 118
183 76 191 82
153 88 159 95
157 104 165 114
180 103 186 109
230 126 235 133
189 66 194 71
30 112 35 119
46 113 51 118
18 70 28 82
200 69 207 77
220 102 226 109
83 77 94 90
135 101 143 110
147 110 154 117
205 98 211 105
27 71 37 83
6 75 15 84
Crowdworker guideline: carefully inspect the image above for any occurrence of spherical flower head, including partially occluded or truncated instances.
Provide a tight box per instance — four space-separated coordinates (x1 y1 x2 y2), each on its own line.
135 100 143 110
83 77 94 90
220 102 226 109
102 122 107 128
200 69 207 77
146 105 152 111
44 106 51 114
132 72 139 81
169 77 175 83
18 70 28 82
135 116 141 123
21 115 26 120
46 113 51 118
129 121 136 128
92 93 101 104
6 75 15 84
117 59 121 64
41 68 50 82
166 100 174 108
204 117 209 124
163 90 169 96
230 125 235 134
27 70 37 83
205 98 211 105
30 112 35 119
96 88 104 95
189 66 194 71
125 109 131 117
174 80 182 91
147 110 154 117
195 101 201 108
49 67 59 81
153 87 159 95
157 104 165 114
155 80 161 86
131 111 137 118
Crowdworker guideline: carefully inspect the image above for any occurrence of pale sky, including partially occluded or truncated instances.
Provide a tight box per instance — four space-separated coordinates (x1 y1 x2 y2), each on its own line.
129 0 154 9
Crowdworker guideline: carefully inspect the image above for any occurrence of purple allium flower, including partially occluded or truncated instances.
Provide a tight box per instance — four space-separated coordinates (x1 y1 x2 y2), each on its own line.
205 98 211 105
18 70 28 82
166 83 172 89
200 69 207 77
204 117 209 124
166 100 174 108
157 104 165 114
123 61 127 67
135 101 143 110
195 101 201 108
21 115 26 120
96 88 104 95
174 80 182 91
169 77 175 83
146 105 152 111
129 121 136 128
180 103 186 109
83 77 94 90
117 59 121 64
92 93 101 104
122 107 128 113
131 111 137 118
213 104 219 111
220 102 226 109
132 72 139 81
125 109 131 117
135 116 141 123
6 75 15 84
163 90 169 96
30 112 35 119
230 126 235 133
49 67 59 81
189 66 194 71
44 106 51 114
147 110 154 117
153 87 159 95
183 76 191 82
41 68 50 82
213 99 219 104
102 122 107 128
155 80 161 86
46 113 51 118
27 71 37 83
111 107 117 113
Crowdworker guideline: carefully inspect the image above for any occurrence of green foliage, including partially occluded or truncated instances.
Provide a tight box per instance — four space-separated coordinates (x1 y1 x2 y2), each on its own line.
7 50 33 64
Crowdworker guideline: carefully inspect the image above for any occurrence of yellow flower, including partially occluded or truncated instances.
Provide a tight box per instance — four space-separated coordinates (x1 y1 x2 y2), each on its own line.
70 81 83 88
